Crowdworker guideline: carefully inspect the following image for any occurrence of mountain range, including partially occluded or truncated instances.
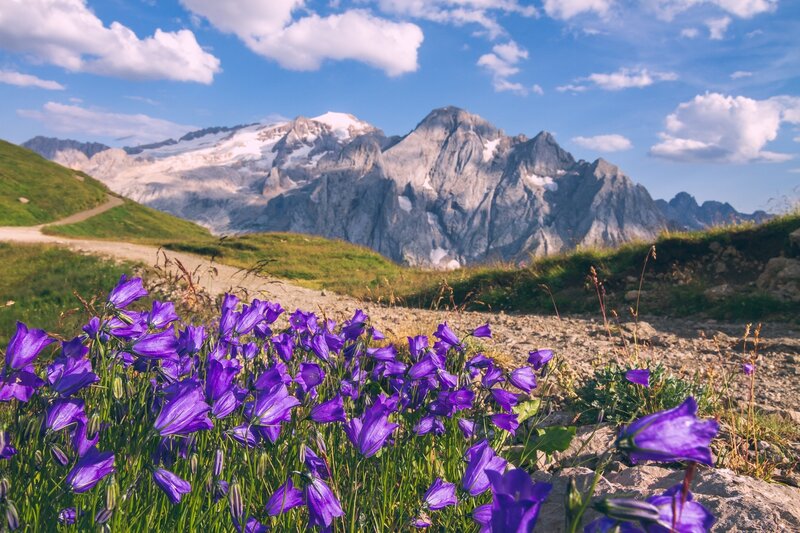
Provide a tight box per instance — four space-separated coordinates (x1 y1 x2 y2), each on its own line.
22 107 769 267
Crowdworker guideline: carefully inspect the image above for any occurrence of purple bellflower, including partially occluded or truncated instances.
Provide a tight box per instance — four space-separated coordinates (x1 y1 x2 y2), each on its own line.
266 478 304 516
154 381 213 437
462 440 507 496
107 275 147 309
305 476 345 528
153 468 192 504
310 395 346 424
486 469 552 533
423 478 457 510
6 321 53 370
66 448 115 493
625 369 651 388
616 397 719 465
528 349 553 370
344 397 398 458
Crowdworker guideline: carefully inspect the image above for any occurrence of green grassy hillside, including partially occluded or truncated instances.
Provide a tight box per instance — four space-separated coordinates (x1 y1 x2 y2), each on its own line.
0 243 140 345
43 200 214 243
0 140 108 225
395 213 800 320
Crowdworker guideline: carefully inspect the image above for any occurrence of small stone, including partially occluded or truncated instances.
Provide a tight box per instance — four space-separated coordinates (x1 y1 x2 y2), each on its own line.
18 197 29 204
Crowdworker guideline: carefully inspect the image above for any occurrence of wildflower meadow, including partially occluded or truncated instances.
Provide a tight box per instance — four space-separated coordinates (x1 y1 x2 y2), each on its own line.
0 275 721 531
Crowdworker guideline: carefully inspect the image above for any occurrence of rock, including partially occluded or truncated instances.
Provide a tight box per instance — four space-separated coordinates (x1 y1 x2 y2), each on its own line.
715 261 728 274
535 465 800 531
757 257 800 302
709 241 723 253
704 283 734 300
619 321 658 344
624 290 644 302
790 228 800 251
17 197 29 204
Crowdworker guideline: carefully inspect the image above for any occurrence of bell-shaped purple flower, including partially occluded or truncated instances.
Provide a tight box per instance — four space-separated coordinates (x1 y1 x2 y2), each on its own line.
487 469 552 533
66 448 115 493
528 349 553 370
153 468 191 504
344 398 398 458
423 478 457 510
265 478 304 516
616 397 718 465
458 418 476 438
645 484 716 532
490 388 518 412
47 342 99 397
205 357 240 402
0 366 45 402
310 395 346 424
45 398 87 432
625 369 650 388
132 330 179 360
742 363 755 376
177 325 206 356
5 322 54 370
462 440 507 496
148 301 179 329
297 362 325 392
414 415 445 436
472 323 492 338
107 275 147 309
434 322 462 350
251 384 301 428
509 367 537 393
58 507 77 525
154 382 213 437
491 413 520 435
305 476 344 528
408 335 429 359
1 432 17 460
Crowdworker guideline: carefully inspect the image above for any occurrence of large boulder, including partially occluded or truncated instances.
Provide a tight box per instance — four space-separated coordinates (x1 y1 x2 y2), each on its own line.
757 257 800 302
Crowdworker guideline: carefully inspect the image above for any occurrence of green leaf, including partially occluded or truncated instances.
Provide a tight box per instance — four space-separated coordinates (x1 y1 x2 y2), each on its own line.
512 398 541 424
534 425 576 454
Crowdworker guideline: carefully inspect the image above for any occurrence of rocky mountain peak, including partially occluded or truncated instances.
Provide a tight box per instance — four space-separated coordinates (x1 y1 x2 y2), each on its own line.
22 136 110 160
415 106 499 137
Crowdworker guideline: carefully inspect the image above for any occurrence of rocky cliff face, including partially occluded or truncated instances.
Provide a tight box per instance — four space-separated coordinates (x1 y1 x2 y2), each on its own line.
20 107 740 267
22 136 110 160
655 192 770 230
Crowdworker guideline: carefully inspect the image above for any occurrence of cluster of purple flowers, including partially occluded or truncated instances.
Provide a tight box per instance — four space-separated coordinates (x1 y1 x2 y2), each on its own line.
0 274 720 531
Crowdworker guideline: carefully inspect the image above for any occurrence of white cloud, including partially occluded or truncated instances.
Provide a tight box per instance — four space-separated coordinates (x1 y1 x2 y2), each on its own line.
0 0 220 83
532 84 544 95
572 134 633 151
18 102 196 145
651 0 776 20
572 67 678 91
376 0 537 39
477 40 530 94
650 92 800 163
0 70 64 90
730 70 753 79
705 16 731 39
542 0 614 19
589 67 677 90
680 27 700 38
182 1 423 76
556 83 588 92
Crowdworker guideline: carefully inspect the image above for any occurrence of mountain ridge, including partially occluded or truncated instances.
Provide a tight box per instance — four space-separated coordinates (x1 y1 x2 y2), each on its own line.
21 107 770 267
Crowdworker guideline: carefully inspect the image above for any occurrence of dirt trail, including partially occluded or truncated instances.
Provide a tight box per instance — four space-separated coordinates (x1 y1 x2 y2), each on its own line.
0 201 798 412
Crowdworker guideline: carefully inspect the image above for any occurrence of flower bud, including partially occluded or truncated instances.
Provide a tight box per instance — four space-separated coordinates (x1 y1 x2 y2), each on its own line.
213 449 224 478
228 482 243 523
34 450 43 466
112 377 124 400
594 497 661 524
106 480 118 510
190 454 198 477
565 477 583 521
88 414 102 437
51 445 69 466
6 500 19 531
257 452 269 478
95 508 112 525
0 478 10 500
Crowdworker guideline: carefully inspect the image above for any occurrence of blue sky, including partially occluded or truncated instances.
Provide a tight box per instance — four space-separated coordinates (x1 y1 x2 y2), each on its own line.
0 0 798 212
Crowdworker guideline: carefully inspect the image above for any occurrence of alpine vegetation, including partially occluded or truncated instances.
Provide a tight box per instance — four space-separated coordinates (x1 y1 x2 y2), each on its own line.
0 276 719 531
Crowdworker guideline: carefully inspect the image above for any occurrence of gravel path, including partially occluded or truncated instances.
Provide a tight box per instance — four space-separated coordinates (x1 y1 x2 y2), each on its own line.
0 202 798 412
